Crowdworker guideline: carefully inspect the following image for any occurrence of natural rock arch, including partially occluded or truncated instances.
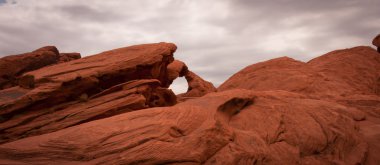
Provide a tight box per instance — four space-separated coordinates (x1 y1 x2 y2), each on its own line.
166 60 216 100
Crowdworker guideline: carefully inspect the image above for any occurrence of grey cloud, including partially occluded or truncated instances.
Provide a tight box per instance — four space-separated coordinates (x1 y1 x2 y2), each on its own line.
0 18 98 56
210 0 380 42
57 4 123 22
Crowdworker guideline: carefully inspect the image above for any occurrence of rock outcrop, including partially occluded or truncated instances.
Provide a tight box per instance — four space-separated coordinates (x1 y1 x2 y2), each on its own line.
0 42 379 165
219 46 380 98
218 46 380 164
59 52 81 63
0 46 59 90
373 34 380 53
0 43 178 144
0 89 369 164
0 46 81 90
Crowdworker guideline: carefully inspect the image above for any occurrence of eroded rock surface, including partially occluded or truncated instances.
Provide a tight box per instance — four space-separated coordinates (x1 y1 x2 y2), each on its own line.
219 46 380 165
0 46 60 90
181 71 216 97
0 46 81 90
0 43 379 165
0 43 178 143
166 60 188 84
219 46 380 98
0 90 368 164
0 79 176 144
59 53 81 63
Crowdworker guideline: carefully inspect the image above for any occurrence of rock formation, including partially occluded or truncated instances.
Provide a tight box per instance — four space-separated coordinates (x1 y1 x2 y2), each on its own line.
219 46 380 98
166 60 216 100
0 89 369 164
0 43 178 144
218 46 380 164
181 71 216 97
373 34 380 53
0 46 81 90
0 46 59 90
166 60 188 84
0 42 379 165
58 52 81 63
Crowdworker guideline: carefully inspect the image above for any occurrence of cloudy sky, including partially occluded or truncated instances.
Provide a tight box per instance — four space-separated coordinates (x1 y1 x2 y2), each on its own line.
0 0 379 93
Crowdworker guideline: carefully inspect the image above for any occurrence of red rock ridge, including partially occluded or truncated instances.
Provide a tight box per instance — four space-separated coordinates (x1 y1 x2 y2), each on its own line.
0 40 379 164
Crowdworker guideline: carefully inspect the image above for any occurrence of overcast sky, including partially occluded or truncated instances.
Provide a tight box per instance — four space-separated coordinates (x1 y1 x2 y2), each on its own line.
0 0 379 93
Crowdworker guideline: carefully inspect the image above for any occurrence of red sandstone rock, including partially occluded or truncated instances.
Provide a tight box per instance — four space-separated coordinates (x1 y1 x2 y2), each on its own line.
219 56 314 93
219 46 380 98
0 79 176 144
180 71 216 97
218 46 380 164
0 46 60 89
167 60 216 99
59 52 81 63
166 60 188 85
33 46 60 55
0 43 379 165
0 46 83 90
0 42 177 143
373 34 380 52
0 90 368 164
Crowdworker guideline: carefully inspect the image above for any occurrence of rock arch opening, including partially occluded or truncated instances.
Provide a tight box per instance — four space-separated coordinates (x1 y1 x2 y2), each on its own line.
169 76 188 94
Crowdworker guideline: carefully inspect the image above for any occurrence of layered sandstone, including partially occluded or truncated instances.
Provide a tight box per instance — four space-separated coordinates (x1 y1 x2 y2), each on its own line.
0 46 82 90
0 89 368 164
0 43 178 143
0 42 379 165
